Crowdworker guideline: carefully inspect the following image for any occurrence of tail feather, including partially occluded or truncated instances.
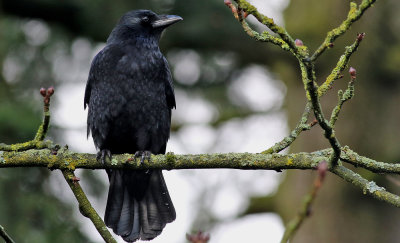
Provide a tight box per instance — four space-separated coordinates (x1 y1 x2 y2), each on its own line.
104 170 124 228
116 187 134 236
104 169 175 242
148 170 176 225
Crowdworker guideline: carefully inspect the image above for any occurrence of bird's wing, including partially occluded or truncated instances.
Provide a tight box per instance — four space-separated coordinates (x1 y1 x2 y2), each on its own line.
84 44 128 106
163 56 176 109
84 44 128 140
84 64 94 110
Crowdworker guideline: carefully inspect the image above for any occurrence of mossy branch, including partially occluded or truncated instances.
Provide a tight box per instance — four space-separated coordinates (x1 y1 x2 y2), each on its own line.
224 0 304 57
225 0 381 241
1 146 400 208
0 87 56 152
0 147 322 170
300 58 343 166
0 1 384 242
262 103 315 154
233 0 299 55
62 170 117 243
318 33 364 97
330 74 356 128
311 0 377 61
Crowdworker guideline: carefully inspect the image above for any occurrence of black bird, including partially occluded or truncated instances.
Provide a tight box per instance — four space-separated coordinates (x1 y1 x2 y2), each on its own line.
84 10 182 242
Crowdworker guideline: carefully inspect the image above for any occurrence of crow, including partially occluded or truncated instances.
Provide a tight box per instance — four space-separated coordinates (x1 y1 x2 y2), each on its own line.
84 10 182 242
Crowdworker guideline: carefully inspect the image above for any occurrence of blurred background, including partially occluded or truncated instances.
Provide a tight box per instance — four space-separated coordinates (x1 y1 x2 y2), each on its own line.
1 0 400 242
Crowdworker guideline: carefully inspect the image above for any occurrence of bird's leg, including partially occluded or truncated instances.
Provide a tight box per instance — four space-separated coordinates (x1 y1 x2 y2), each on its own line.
97 149 113 179
97 149 112 165
134 151 152 172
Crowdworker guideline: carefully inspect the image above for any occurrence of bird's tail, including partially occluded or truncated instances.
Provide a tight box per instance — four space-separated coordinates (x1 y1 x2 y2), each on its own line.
104 169 176 242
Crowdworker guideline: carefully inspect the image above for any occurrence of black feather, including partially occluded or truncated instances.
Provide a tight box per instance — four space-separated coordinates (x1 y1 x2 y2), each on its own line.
84 9 181 242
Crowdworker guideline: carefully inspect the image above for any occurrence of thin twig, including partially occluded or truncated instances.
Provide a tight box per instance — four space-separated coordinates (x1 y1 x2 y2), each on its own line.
0 225 15 243
318 33 365 97
0 87 55 152
341 146 400 174
332 165 400 207
280 161 328 243
330 70 356 128
224 0 292 53
262 103 313 154
264 32 362 155
311 0 377 61
301 59 342 166
62 170 117 243
233 0 299 55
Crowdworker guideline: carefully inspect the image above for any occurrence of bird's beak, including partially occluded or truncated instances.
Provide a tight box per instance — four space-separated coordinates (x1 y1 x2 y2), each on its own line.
152 15 183 28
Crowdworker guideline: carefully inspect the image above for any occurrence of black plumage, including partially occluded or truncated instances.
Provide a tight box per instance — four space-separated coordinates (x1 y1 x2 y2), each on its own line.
84 10 182 242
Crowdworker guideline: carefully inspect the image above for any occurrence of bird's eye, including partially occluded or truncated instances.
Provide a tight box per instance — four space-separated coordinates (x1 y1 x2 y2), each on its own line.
142 16 150 23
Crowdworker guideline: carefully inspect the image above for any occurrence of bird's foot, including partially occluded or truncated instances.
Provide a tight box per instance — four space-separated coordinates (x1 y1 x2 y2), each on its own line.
97 149 112 165
134 150 152 166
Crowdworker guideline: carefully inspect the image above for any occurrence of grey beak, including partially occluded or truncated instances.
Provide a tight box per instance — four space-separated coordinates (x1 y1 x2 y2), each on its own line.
152 15 183 28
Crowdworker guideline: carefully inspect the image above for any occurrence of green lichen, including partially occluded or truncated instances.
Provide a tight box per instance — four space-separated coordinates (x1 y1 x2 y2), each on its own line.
67 163 76 170
111 158 118 166
0 151 4 163
165 152 176 168
366 181 385 193
237 0 257 14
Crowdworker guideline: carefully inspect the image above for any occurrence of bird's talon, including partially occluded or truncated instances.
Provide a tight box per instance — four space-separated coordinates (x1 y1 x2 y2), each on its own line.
134 151 152 166
97 149 112 165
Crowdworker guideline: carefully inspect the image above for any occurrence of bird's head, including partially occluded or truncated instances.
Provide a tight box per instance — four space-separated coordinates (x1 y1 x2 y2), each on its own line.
107 10 182 44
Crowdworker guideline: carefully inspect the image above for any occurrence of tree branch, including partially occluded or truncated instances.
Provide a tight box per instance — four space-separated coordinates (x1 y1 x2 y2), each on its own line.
280 161 328 243
1 146 400 208
233 0 299 55
0 87 56 152
262 103 315 154
330 70 356 127
0 1 386 242
62 170 117 243
341 146 400 174
301 58 343 166
0 225 15 243
332 165 400 207
318 33 364 97
0 148 323 170
311 0 377 61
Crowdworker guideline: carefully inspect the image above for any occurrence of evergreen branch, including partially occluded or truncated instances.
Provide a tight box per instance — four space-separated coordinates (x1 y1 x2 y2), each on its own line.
311 0 377 61
62 170 117 243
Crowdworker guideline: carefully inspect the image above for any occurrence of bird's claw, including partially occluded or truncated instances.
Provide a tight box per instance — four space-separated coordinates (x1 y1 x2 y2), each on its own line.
97 149 112 165
134 150 152 166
